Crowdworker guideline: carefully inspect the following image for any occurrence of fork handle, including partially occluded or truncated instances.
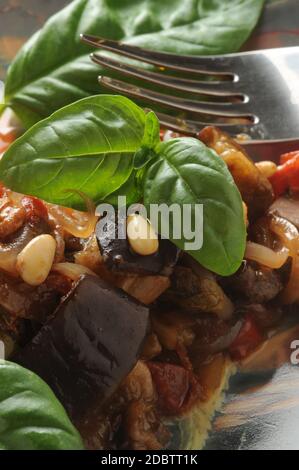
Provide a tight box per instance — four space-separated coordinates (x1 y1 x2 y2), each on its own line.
242 139 299 164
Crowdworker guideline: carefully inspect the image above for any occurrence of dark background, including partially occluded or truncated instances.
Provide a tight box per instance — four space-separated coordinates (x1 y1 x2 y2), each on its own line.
0 0 70 78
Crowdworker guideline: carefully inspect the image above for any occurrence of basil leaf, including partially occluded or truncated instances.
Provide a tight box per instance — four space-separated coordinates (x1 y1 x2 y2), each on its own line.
143 138 246 276
133 111 160 169
0 361 83 450
5 0 265 127
104 170 143 207
141 111 161 151
0 95 157 208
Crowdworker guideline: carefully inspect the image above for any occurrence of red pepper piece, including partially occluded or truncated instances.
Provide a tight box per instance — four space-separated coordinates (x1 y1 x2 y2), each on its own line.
22 196 48 222
270 152 299 197
229 314 264 361
280 151 299 165
148 362 190 415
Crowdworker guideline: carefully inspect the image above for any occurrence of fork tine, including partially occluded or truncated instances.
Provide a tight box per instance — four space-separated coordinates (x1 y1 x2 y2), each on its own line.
156 112 251 137
91 53 243 100
99 76 256 121
81 34 235 78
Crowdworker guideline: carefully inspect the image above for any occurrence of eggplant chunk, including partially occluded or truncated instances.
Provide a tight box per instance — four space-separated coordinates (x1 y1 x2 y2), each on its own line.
199 126 274 220
223 260 283 303
14 275 149 420
163 266 234 320
116 274 170 305
96 214 180 276
269 197 299 229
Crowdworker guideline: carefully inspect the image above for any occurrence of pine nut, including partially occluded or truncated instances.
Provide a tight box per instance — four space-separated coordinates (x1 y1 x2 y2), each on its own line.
127 214 159 256
255 161 277 179
16 234 56 286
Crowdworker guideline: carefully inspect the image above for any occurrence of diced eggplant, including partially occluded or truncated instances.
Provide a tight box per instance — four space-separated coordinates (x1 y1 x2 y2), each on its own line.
237 303 283 330
121 361 168 450
199 126 274 220
163 266 234 319
223 260 283 303
116 274 170 305
269 197 299 229
0 269 70 338
14 274 149 420
96 214 180 276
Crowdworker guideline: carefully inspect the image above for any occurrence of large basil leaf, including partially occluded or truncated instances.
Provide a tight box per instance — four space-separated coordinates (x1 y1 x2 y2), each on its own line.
0 95 155 208
143 137 246 276
5 0 265 127
0 361 83 450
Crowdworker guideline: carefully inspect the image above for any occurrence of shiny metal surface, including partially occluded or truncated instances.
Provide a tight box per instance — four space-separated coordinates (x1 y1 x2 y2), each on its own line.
156 112 299 162
98 76 254 120
82 34 299 142
241 138 299 163
91 53 242 98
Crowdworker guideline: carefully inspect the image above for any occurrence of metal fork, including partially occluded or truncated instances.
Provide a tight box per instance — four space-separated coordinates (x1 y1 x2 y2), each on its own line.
81 34 299 161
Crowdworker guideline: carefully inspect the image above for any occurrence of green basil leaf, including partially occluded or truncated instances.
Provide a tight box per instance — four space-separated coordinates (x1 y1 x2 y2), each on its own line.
104 170 143 206
141 111 161 151
143 137 246 276
134 148 157 170
0 361 84 450
5 0 265 127
0 95 154 208
134 111 160 169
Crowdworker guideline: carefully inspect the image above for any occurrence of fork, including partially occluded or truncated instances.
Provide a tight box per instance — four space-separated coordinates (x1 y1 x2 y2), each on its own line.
81 34 299 162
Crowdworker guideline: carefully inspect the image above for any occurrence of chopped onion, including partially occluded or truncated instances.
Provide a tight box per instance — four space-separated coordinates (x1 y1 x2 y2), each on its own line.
270 215 299 304
46 191 98 238
52 262 96 281
0 190 98 274
207 320 243 355
245 241 289 269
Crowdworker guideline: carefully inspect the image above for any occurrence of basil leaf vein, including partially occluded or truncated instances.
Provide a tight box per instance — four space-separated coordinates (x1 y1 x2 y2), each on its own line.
5 0 265 127
0 95 156 208
143 137 246 276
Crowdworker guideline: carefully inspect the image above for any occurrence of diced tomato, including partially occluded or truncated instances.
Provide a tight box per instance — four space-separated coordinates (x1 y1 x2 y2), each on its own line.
228 314 264 361
0 128 16 154
270 170 289 198
159 129 166 141
0 183 7 198
147 362 190 415
22 196 48 222
270 151 299 197
280 151 299 165
289 169 299 193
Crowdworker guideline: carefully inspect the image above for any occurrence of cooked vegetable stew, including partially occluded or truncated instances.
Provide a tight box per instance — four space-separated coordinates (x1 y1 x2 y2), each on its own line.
1 119 298 450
